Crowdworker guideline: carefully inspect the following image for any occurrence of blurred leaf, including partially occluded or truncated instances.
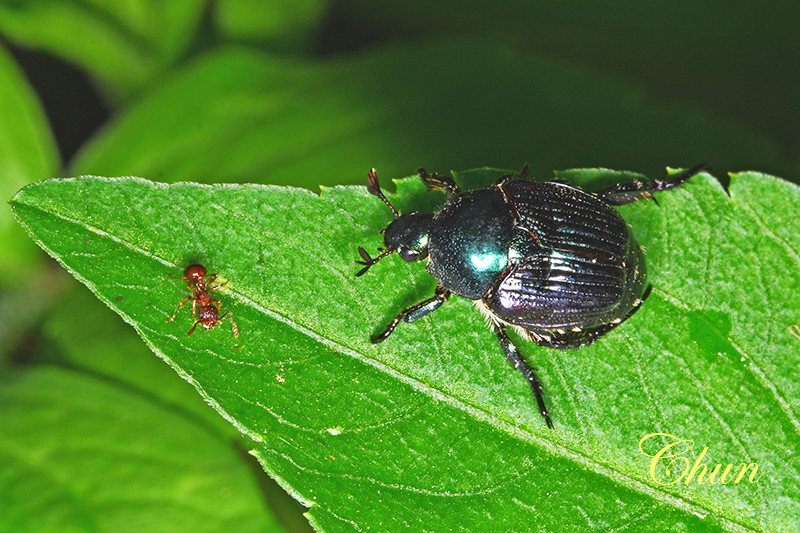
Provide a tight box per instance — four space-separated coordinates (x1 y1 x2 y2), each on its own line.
0 43 59 362
0 0 206 101
0 366 285 533
215 0 328 53
0 43 58 283
10 170 800 531
331 1 800 175
70 42 794 189
0 269 65 367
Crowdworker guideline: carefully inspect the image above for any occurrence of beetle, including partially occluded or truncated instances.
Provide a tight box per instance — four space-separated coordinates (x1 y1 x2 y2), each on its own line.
356 164 708 428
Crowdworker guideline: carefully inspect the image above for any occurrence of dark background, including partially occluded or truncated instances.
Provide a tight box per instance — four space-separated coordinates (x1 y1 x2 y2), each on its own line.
8 1 800 184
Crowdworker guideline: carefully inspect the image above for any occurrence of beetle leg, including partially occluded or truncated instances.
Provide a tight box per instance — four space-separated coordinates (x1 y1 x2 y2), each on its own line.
372 286 451 343
596 163 709 206
493 324 554 429
418 169 461 197
535 285 652 349
495 163 530 186
530 329 599 349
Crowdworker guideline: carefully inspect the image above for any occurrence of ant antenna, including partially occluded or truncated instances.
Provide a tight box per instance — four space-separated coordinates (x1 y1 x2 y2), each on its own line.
367 169 400 218
356 246 395 277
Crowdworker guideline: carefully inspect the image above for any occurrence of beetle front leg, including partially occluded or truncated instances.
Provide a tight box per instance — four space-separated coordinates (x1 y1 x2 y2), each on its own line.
372 286 451 343
494 324 554 429
596 163 709 206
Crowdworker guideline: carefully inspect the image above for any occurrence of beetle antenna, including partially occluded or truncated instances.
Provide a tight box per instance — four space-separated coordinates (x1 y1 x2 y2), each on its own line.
356 246 394 276
367 168 400 218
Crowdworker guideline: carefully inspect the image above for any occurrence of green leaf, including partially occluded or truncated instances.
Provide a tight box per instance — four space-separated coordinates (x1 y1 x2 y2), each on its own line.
214 0 328 53
70 42 792 188
10 169 799 531
0 43 58 283
0 0 206 101
0 366 285 533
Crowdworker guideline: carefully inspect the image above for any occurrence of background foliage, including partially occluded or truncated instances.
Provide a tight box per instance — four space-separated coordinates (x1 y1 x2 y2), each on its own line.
1 2 799 532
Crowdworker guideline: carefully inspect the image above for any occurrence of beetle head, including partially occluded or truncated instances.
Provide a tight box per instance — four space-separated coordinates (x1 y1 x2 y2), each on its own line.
356 169 433 276
383 213 432 262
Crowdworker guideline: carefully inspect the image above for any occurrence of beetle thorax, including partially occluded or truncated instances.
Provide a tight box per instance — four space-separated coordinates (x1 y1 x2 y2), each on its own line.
427 188 514 300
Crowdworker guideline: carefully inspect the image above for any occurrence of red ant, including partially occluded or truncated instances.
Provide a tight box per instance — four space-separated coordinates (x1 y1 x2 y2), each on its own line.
167 264 239 337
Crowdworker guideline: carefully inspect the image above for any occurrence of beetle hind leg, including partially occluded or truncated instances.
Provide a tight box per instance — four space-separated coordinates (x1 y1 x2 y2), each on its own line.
526 327 600 350
596 163 709 206
531 285 652 349
494 324 554 429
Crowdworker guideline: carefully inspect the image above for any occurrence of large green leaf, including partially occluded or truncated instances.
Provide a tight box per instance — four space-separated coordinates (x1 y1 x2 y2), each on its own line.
0 366 284 533
9 169 799 531
70 42 792 188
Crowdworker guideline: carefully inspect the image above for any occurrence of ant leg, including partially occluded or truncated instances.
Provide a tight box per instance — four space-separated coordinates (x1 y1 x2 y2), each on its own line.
219 310 239 338
187 321 200 335
596 163 709 206
493 324 553 429
372 286 451 343
418 169 460 197
205 274 232 292
189 297 200 324
167 296 191 322
208 280 229 292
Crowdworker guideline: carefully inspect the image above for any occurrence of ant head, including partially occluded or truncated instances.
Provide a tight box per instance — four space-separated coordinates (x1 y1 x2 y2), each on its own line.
184 264 207 281
356 169 433 276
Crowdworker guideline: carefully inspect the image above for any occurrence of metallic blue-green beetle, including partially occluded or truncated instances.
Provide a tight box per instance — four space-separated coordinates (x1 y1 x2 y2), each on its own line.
357 164 707 428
